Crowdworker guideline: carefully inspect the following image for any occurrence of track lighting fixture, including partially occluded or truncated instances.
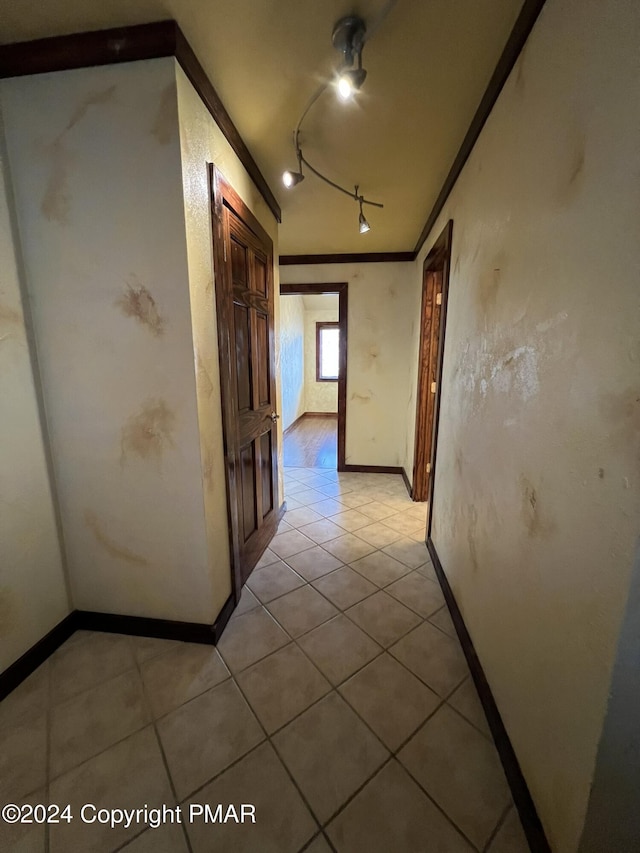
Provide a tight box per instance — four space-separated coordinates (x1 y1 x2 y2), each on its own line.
282 12 390 233
358 199 371 234
333 15 368 101
282 150 304 188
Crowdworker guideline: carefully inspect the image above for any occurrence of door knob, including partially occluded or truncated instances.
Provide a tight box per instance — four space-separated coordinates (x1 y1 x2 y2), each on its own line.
270 411 280 422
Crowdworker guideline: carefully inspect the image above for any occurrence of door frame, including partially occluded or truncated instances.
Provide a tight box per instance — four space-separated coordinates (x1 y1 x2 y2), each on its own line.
412 221 453 534
209 165 281 603
280 282 348 471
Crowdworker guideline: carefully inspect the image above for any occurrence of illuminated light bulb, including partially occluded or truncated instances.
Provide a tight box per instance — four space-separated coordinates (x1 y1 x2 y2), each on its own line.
337 75 354 100
359 210 371 233
282 170 304 188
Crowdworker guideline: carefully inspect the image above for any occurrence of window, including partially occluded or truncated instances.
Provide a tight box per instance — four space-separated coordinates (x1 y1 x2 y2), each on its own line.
316 322 340 381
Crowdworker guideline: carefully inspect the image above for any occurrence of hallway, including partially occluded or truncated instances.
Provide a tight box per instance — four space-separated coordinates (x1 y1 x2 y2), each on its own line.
284 415 338 469
1 470 527 853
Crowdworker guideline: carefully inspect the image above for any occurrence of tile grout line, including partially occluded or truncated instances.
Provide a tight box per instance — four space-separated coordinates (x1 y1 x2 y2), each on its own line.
127 637 194 853
482 801 514 852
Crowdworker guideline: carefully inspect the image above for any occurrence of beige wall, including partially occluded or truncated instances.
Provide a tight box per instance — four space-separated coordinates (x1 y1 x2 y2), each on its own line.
0 117 70 671
304 306 339 414
175 64 279 619
280 262 415 467
1 59 217 624
279 294 305 430
405 0 640 850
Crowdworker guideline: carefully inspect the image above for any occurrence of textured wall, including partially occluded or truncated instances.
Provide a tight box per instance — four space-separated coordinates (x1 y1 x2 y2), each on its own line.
1 59 216 624
406 0 640 849
176 64 279 619
280 262 415 467
0 117 70 670
304 307 339 413
279 294 305 429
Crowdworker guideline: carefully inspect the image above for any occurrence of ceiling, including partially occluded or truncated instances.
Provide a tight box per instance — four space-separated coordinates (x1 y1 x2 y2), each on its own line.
0 0 523 254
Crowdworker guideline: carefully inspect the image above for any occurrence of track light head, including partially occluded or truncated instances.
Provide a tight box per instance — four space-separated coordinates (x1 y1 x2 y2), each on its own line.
282 169 305 188
358 197 371 233
337 67 368 100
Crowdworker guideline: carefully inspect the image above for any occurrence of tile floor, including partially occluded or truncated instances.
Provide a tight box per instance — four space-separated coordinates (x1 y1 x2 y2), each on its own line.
0 469 530 853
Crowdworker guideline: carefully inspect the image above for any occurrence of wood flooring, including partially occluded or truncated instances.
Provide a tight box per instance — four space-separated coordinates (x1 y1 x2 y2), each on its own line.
283 415 337 469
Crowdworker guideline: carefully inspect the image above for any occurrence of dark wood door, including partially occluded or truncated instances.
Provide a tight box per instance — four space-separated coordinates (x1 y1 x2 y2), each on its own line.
412 220 453 507
211 167 280 593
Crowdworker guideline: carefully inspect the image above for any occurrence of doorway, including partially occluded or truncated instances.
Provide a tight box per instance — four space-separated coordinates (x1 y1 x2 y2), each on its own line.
412 220 453 521
280 283 348 471
210 166 281 597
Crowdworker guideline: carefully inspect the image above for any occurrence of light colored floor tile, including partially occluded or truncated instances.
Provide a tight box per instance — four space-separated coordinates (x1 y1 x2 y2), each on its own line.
407 526 429 542
49 727 174 853
416 560 439 583
298 518 346 544
487 806 530 853
216 608 289 673
327 760 474 853
0 712 47 801
267 585 338 638
346 591 422 648
232 585 261 618
349 551 412 588
273 692 388 823
448 678 492 738
323 534 377 563
284 479 312 495
385 570 445 618
312 566 377 610
255 548 280 570
339 654 440 751
382 538 432 569
158 680 264 800
389 622 468 696
269 529 316 559
284 507 324 528
247 560 305 603
429 604 458 638
380 495 415 512
141 643 229 719
297 615 382 686
186 741 317 853
354 522 403 548
120 823 189 853
381 513 425 535
236 644 330 734
332 509 372 532
0 787 46 853
357 501 399 521
287 488 327 507
50 669 149 777
51 631 135 704
315 482 352 498
129 635 183 664
284 496 304 510
398 705 511 849
0 662 49 731
336 492 373 509
284 546 344 581
310 498 345 517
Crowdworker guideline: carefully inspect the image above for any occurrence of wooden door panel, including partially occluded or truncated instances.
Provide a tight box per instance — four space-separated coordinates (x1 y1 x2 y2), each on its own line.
234 303 252 413
256 313 270 407
260 430 274 518
239 442 257 542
